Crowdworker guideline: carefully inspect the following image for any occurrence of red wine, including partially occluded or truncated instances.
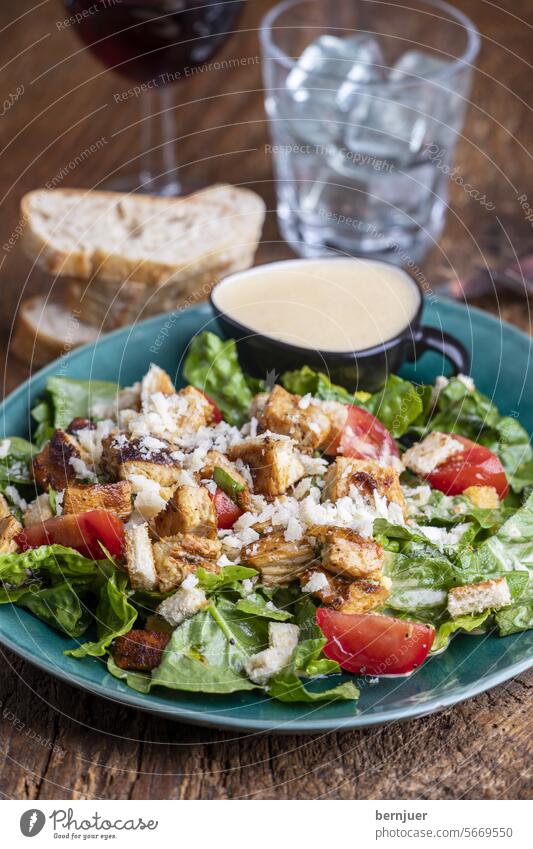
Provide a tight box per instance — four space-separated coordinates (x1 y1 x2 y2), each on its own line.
63 0 245 84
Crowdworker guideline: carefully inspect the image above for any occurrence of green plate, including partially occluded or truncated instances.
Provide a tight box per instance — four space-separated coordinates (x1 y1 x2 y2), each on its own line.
1 300 532 733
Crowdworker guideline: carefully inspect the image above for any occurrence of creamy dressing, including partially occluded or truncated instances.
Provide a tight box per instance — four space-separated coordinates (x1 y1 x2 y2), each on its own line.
213 258 420 352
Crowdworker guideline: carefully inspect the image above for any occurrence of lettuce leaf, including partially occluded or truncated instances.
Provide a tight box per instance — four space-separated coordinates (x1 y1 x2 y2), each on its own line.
281 366 356 404
66 569 137 658
183 332 254 426
32 376 119 432
267 638 359 703
431 611 491 653
17 579 94 638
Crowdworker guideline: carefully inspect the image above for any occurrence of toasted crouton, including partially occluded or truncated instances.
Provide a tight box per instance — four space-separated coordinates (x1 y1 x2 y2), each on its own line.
227 435 304 497
151 485 217 539
23 493 53 526
156 576 208 626
0 514 23 553
403 431 464 476
124 523 157 590
323 456 407 518
448 577 511 618
153 533 221 593
200 450 252 510
141 364 175 412
241 530 315 586
308 525 384 579
31 428 81 490
0 494 12 520
63 481 132 519
463 486 499 510
112 629 170 671
258 385 331 452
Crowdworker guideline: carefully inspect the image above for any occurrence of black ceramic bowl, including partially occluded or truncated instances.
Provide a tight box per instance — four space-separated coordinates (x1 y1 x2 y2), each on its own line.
210 258 469 392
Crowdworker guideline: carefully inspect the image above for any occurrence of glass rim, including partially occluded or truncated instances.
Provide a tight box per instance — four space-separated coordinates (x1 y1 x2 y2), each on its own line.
260 0 481 88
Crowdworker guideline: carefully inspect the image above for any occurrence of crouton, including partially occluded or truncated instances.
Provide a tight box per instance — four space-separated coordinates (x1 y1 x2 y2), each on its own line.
112 630 170 671
308 525 384 579
124 523 157 591
320 401 349 456
463 486 499 510
156 574 208 626
241 530 315 586
447 577 511 618
63 481 132 519
151 485 217 539
200 450 252 511
153 533 221 593
227 435 304 497
23 493 53 526
258 385 331 452
0 514 23 553
323 456 407 518
141 364 175 412
31 428 81 490
403 432 464 477
101 434 184 487
0 494 12 520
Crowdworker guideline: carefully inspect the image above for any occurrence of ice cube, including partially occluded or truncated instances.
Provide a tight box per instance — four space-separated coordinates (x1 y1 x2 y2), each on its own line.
285 34 385 145
343 86 429 163
389 50 451 82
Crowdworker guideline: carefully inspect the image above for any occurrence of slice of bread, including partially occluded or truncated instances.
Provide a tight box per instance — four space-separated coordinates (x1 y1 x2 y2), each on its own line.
21 184 265 285
11 296 99 367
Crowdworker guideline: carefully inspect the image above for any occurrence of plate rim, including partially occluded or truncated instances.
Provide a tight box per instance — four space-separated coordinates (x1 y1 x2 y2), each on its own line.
1 297 532 733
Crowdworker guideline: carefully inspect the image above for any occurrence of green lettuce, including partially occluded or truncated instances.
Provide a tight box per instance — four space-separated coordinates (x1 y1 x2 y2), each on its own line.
268 638 359 703
281 366 355 404
31 376 119 434
66 569 137 658
431 611 491 653
183 332 254 426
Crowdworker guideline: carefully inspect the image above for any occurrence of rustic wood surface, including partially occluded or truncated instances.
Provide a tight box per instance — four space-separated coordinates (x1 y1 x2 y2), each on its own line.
0 0 532 801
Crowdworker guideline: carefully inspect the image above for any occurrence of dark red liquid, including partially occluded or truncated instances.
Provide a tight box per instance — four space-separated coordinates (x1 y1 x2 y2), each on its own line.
63 0 245 84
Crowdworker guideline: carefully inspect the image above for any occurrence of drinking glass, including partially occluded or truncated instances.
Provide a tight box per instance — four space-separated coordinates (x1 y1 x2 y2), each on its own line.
64 0 244 195
260 0 480 263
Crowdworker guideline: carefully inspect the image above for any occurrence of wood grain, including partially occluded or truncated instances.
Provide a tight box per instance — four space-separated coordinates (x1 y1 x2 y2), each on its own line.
0 0 532 801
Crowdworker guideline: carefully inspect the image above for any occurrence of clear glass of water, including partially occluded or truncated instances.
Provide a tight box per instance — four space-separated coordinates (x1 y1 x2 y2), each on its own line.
260 0 480 264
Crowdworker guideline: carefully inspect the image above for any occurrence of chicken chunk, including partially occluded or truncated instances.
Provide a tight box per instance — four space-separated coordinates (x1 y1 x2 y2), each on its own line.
23 493 53 526
112 629 170 671
151 484 217 539
200 450 252 511
141 364 175 412
152 533 221 593
403 431 464 476
463 485 499 510
63 481 132 519
257 385 331 452
0 514 23 553
299 566 390 613
323 456 407 518
308 525 384 579
101 434 184 487
124 523 157 591
31 429 81 490
241 530 315 586
0 494 12 520
227 435 304 497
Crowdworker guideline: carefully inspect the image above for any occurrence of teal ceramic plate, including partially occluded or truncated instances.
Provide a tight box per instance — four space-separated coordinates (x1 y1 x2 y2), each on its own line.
1 300 532 733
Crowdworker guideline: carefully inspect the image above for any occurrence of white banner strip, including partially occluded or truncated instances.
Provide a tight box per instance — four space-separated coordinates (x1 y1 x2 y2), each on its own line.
3 799 528 848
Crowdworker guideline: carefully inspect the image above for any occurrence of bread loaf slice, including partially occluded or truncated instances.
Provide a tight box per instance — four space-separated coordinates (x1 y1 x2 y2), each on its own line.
21 185 265 285
11 296 99 366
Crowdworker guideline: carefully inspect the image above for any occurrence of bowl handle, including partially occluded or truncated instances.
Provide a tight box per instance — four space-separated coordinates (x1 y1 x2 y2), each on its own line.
409 326 470 375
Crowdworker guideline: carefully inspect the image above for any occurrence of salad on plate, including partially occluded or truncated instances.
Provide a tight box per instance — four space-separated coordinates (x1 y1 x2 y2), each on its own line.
0 331 532 705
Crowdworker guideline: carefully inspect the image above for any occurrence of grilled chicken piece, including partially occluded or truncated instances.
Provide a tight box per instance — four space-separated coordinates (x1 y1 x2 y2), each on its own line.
124 523 157 591
257 385 331 452
141 364 175 412
0 494 12 520
153 533 221 593
200 450 252 511
323 456 407 518
63 481 132 519
66 417 96 436
241 530 315 586
300 566 391 613
308 525 384 579
101 434 184 487
151 484 217 539
23 493 53 526
463 485 499 509
227 435 304 498
32 429 81 490
0 514 23 553
112 629 170 671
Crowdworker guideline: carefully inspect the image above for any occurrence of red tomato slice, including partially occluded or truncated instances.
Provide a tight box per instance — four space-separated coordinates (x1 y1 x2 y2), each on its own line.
316 609 435 676
426 435 508 499
326 404 399 464
200 390 222 423
15 510 125 560
211 487 242 530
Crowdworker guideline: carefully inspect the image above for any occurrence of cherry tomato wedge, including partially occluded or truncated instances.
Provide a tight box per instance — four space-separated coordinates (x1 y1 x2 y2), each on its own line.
426 435 508 499
211 487 242 529
326 404 399 464
200 390 222 423
15 510 125 560
316 609 435 676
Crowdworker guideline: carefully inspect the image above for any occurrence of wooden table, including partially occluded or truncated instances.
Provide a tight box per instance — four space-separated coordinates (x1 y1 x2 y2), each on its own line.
0 0 531 801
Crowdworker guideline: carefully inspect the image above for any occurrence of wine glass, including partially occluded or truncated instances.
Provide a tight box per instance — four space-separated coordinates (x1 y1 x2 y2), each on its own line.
63 0 245 195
